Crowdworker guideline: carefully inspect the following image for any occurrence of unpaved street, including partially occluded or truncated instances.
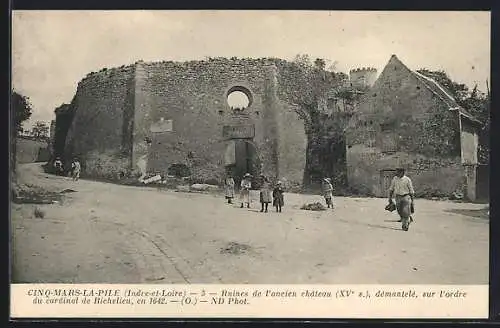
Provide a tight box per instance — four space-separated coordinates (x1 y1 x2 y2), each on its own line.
11 163 489 284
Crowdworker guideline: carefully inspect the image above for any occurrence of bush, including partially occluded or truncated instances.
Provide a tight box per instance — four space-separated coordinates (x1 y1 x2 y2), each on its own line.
167 164 191 177
415 188 451 199
188 162 223 186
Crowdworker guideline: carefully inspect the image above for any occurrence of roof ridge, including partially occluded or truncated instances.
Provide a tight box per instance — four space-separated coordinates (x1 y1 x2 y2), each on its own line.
413 71 481 123
413 71 457 104
386 55 481 125
387 55 453 106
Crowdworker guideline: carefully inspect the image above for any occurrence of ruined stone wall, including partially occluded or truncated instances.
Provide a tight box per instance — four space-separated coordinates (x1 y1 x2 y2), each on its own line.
346 57 464 197
273 67 308 188
49 120 56 156
61 58 307 185
54 104 74 159
64 66 136 178
133 58 306 185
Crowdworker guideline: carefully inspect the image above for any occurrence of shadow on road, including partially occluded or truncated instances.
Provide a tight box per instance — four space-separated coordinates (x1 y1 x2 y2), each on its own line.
365 223 402 231
444 208 489 220
337 218 402 231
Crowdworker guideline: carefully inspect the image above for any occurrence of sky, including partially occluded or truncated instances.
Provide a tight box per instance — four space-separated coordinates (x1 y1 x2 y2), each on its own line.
12 10 490 128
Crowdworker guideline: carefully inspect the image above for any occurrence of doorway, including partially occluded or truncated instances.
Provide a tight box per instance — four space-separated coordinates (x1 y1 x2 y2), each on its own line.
476 164 489 202
225 139 261 188
380 169 396 197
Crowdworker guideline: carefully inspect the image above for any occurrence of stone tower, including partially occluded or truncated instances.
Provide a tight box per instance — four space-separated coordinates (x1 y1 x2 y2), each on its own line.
349 67 378 88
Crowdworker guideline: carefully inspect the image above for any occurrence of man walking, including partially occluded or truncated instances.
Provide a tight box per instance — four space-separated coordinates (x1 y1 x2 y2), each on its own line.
388 168 415 231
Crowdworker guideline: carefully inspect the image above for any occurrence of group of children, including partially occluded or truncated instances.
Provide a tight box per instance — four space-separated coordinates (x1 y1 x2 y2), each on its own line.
224 173 285 213
52 157 81 181
224 173 333 213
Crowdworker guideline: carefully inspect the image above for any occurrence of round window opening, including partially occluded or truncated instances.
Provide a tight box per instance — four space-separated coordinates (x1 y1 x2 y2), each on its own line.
227 87 252 111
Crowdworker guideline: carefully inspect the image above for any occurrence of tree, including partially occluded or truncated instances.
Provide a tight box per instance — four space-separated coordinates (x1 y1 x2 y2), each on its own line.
417 69 490 164
10 91 33 176
416 69 470 101
11 91 33 134
31 121 50 140
276 56 357 187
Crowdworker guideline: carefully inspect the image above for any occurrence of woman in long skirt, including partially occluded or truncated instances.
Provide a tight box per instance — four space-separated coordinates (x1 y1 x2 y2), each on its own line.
259 176 272 213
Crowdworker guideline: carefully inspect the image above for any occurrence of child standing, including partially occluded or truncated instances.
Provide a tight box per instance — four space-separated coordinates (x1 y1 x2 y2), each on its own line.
224 174 235 204
259 176 272 213
322 177 334 209
71 158 81 181
240 173 252 208
272 181 284 213
53 157 64 176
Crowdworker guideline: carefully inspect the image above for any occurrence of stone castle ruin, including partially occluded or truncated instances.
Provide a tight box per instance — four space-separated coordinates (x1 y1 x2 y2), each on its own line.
50 54 486 200
348 67 378 89
55 57 346 188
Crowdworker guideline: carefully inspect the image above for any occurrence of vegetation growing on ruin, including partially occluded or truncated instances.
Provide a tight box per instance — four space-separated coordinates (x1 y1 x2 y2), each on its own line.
417 69 490 164
275 54 364 189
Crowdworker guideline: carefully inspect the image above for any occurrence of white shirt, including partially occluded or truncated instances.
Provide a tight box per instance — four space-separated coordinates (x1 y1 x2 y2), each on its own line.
389 175 414 196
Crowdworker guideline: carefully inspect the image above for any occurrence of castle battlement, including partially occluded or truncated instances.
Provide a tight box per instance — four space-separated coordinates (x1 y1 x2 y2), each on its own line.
349 66 378 88
349 67 377 73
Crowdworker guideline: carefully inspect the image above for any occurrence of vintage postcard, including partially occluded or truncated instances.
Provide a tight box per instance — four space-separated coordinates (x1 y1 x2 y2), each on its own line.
10 10 490 319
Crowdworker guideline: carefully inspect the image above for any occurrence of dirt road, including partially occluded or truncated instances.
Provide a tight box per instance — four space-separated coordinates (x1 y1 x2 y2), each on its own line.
11 163 489 284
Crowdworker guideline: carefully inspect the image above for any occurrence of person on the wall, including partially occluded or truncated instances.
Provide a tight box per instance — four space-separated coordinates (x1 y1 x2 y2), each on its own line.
224 173 235 204
259 175 272 213
272 181 285 213
388 167 415 231
240 173 252 208
71 157 81 181
322 177 334 209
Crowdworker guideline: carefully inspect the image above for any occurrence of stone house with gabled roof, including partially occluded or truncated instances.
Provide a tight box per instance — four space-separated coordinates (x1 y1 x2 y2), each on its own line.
345 54 482 200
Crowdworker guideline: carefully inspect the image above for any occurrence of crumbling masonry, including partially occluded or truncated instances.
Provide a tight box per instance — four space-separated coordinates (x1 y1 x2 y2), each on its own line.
57 58 318 187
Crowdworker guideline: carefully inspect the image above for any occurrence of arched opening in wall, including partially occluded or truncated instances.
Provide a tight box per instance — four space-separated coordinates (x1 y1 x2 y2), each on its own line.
224 139 261 189
227 86 253 111
168 163 191 178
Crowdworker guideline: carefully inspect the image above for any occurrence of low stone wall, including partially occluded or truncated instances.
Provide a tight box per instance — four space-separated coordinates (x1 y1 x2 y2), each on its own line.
16 137 50 164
